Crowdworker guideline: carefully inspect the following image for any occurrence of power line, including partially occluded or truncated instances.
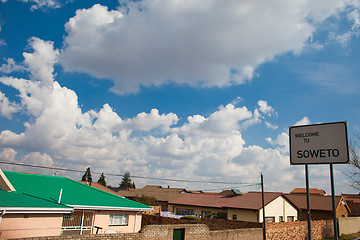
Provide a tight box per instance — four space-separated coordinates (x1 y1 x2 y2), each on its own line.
0 161 257 185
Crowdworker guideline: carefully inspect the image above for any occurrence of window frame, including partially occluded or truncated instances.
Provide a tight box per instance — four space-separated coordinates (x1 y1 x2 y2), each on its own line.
109 213 129 226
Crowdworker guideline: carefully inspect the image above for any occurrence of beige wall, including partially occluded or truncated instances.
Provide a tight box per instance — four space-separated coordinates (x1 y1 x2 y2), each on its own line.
338 216 360 235
92 210 142 234
259 196 298 222
227 208 258 222
0 213 63 239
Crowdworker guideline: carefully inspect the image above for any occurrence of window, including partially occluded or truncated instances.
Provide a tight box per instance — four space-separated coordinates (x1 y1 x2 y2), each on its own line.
279 216 283 222
287 216 295 222
217 212 227 220
109 213 128 226
201 211 211 218
232 214 237 220
265 217 275 223
176 208 194 216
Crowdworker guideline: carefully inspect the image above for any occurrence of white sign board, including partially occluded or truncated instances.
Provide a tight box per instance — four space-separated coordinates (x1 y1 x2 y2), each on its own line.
289 122 349 165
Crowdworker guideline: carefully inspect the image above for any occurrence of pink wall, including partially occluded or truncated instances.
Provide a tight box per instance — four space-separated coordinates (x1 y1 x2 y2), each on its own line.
0 213 63 239
92 211 143 234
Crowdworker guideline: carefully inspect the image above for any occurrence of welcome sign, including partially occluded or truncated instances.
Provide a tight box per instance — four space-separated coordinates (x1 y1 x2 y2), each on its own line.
289 122 349 165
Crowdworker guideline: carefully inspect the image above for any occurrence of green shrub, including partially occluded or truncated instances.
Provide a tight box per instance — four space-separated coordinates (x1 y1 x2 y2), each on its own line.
180 216 200 221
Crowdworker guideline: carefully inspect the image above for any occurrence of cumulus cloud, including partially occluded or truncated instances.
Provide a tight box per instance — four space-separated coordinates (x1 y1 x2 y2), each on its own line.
295 117 311 126
0 34 292 189
0 91 21 119
257 100 276 117
60 1 352 94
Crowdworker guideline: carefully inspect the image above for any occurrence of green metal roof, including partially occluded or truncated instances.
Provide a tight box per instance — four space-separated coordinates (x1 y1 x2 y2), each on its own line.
0 190 72 212
3 171 152 211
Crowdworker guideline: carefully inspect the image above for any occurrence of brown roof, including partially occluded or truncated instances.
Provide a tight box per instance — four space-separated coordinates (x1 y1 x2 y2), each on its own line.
341 193 360 216
284 194 342 211
117 185 188 202
290 188 326 195
78 181 124 197
169 191 285 210
342 193 360 203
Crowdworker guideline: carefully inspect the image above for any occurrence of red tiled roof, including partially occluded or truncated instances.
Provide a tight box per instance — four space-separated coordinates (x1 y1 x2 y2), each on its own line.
290 188 326 195
169 191 283 210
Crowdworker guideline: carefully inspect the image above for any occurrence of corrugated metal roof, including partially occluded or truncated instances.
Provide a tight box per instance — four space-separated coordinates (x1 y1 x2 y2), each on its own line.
3 171 152 210
0 189 72 211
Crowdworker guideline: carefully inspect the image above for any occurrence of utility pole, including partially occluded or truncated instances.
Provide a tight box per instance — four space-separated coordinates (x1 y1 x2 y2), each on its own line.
261 173 266 240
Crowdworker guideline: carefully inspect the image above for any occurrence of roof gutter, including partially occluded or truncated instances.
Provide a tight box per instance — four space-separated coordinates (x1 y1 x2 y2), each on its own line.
69 205 153 211
0 207 73 214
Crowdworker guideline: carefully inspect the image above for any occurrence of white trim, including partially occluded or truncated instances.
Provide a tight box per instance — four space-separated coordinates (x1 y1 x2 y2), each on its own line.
69 205 152 211
0 169 16 191
0 207 73 214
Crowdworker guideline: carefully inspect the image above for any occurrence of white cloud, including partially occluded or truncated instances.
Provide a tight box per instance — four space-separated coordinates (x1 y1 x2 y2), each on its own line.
20 0 61 10
0 58 26 74
0 36 351 192
0 91 21 119
0 148 17 162
124 109 179 133
60 1 353 94
265 121 278 130
257 100 276 117
329 8 360 46
294 117 311 126
266 132 289 154
23 37 60 86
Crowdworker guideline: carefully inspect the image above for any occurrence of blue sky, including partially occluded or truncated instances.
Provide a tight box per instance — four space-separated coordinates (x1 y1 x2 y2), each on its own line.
0 0 360 194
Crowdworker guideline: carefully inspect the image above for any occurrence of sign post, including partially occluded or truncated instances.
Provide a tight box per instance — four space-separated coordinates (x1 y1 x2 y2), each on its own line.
289 122 349 240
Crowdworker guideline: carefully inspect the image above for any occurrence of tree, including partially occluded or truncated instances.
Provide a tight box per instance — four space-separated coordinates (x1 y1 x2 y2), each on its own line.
346 133 360 190
81 167 92 184
119 171 135 189
97 172 107 187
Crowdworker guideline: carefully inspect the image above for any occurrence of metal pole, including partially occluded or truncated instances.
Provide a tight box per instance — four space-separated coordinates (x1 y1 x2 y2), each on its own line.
330 164 339 240
305 165 312 240
261 173 266 240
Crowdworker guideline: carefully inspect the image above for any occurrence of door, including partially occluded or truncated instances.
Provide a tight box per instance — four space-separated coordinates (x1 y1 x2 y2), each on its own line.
173 228 185 240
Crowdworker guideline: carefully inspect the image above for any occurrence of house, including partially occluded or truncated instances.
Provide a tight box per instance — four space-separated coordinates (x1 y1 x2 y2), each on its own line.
169 191 299 223
341 193 360 217
0 189 73 239
284 193 350 220
118 185 189 212
0 169 152 238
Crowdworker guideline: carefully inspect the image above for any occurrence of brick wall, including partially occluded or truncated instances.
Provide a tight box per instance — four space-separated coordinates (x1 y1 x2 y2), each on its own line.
13 219 340 240
266 220 334 240
15 224 262 240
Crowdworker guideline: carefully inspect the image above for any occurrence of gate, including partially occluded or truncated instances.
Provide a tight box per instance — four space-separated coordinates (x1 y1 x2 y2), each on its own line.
61 211 94 235
173 228 185 240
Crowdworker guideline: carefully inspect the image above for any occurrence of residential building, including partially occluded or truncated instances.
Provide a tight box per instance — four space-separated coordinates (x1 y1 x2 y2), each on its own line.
0 169 152 239
284 193 350 220
118 185 188 212
169 191 299 223
341 193 360 217
0 189 73 239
